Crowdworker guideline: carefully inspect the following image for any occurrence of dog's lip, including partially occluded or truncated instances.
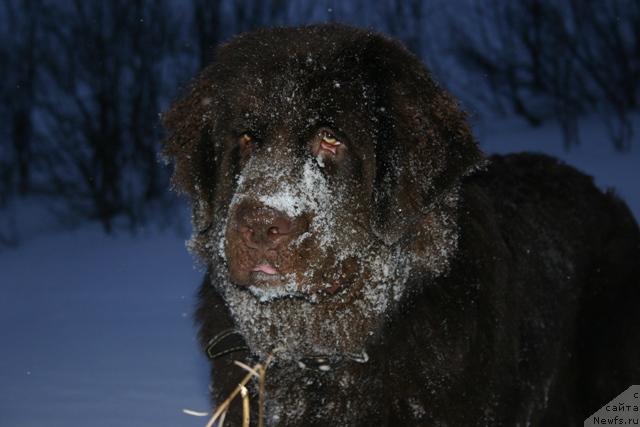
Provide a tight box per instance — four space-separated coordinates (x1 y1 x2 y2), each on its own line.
249 271 286 288
252 263 278 275
248 263 284 285
250 271 283 281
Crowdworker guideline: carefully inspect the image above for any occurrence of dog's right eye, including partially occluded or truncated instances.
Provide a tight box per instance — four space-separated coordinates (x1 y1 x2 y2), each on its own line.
238 132 254 146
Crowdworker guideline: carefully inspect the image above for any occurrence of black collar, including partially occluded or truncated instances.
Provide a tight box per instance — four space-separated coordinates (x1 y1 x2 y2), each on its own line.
205 328 249 360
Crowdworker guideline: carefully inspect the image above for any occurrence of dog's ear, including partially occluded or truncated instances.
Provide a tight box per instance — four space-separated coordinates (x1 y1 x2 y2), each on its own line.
366 35 485 246
162 65 219 198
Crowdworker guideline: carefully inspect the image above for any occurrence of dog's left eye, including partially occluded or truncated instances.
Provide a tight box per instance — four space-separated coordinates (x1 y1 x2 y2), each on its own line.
313 128 345 157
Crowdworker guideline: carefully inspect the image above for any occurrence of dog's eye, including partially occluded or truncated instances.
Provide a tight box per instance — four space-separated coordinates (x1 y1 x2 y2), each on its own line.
238 132 254 146
238 132 256 156
314 128 344 157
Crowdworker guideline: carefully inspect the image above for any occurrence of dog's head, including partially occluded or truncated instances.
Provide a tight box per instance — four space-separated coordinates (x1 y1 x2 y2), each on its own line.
163 25 482 359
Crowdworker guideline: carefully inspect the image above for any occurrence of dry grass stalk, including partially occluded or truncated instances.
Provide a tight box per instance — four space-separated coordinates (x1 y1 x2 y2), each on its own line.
183 409 209 417
258 361 267 427
234 360 260 378
240 385 250 427
217 410 227 427
204 354 274 427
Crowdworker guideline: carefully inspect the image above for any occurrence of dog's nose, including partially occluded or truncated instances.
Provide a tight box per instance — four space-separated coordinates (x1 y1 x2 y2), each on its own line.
235 203 294 251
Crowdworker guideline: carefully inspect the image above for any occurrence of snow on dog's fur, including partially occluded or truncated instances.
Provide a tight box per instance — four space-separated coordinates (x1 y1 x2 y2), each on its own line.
163 25 640 426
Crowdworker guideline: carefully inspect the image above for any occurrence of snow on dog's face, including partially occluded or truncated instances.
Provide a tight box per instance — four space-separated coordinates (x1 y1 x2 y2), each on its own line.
225 150 373 302
163 25 483 360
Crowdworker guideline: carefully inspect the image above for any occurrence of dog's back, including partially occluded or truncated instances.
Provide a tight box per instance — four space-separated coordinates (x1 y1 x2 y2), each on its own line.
461 152 640 425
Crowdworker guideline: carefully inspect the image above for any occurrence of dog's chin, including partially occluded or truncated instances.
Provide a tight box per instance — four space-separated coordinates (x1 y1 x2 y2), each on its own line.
246 282 306 303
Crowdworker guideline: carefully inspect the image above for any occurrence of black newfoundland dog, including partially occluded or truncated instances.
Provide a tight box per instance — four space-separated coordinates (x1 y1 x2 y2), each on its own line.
163 25 640 426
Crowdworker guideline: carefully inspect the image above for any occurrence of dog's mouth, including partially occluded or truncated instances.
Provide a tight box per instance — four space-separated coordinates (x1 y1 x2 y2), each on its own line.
248 262 286 286
252 263 279 276
246 264 305 302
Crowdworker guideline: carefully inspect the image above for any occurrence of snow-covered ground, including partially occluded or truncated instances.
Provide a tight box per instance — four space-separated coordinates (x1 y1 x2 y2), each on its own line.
0 227 211 427
0 118 637 427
